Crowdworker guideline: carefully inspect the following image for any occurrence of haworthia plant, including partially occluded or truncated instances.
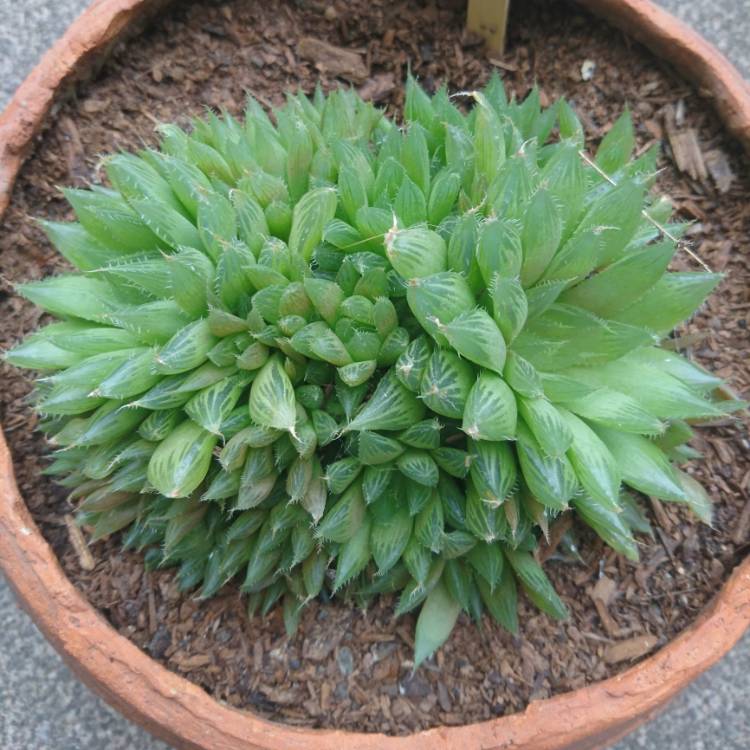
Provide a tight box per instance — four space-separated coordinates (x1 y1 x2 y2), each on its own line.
6 75 741 667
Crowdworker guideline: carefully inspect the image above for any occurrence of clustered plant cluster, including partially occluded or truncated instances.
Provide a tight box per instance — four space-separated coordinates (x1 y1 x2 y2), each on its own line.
7 75 739 664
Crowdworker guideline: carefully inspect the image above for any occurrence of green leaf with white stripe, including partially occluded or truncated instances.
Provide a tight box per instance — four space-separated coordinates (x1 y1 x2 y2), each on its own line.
517 396 572 458
338 360 377 387
333 518 371 592
155 319 217 375
574 493 639 561
420 348 474 420
147 418 217 498
345 371 425 432
516 421 577 511
371 500 412 576
469 440 517 508
505 548 568 619
462 373 517 442
185 373 251 435
397 450 439 488
521 188 562 287
385 226 447 280
358 431 405 465
289 187 338 261
395 336 433 393
560 409 621 511
97 348 161 399
466 481 508 543
476 219 522 286
362 464 393 505
503 351 543 398
406 272 475 346
442 308 506 375
248 356 297 435
490 276 528 343
467 541 504 590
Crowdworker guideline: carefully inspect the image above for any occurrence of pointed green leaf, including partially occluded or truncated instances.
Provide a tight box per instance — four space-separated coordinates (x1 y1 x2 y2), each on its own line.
521 189 562 287
677 470 713 524
325 457 362 495
576 179 644 266
560 387 664 434
443 308 506 375
17 275 119 323
371 501 412 576
463 373 517 441
427 170 461 225
420 348 474 419
516 421 578 510
594 425 687 503
560 409 621 510
97 348 160 399
386 226 447 280
316 482 366 543
248 355 297 434
395 335 433 392
559 240 674 317
477 219 522 286
394 176 427 227
345 371 425 432
338 360 377 387
574 493 639 561
185 373 250 435
490 276 528 343
399 419 441 450
414 582 461 668
595 110 635 174
362 464 393 505
397 450 439 487
611 272 723 334
155 319 217 375
358 431 405 465
477 563 518 633
503 351 543 398
289 187 338 261
147 419 217 498
517 396 572 458
505 548 568 619
466 481 508 542
406 272 475 346
469 440 517 507
333 518 371 592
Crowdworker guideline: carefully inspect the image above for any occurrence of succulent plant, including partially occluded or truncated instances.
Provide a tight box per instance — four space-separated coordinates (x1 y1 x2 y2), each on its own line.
7 75 741 666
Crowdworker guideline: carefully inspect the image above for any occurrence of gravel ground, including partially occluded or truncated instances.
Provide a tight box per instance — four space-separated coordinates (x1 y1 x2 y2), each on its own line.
0 1 748 748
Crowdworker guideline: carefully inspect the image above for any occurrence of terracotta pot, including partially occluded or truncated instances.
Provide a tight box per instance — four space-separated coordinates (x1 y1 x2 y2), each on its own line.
1 1 749 749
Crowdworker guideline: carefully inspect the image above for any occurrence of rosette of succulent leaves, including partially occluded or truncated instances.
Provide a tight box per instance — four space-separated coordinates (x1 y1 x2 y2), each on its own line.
7 74 742 666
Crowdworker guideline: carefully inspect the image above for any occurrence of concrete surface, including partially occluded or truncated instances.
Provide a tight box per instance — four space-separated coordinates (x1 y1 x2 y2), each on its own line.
0 1 748 749
656 0 750 79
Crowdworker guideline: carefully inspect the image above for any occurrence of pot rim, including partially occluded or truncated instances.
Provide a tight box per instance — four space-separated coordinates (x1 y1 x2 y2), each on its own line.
1 1 749 749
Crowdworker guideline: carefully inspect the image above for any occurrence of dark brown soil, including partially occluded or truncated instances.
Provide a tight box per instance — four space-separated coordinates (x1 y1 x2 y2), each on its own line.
1 0 749 736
